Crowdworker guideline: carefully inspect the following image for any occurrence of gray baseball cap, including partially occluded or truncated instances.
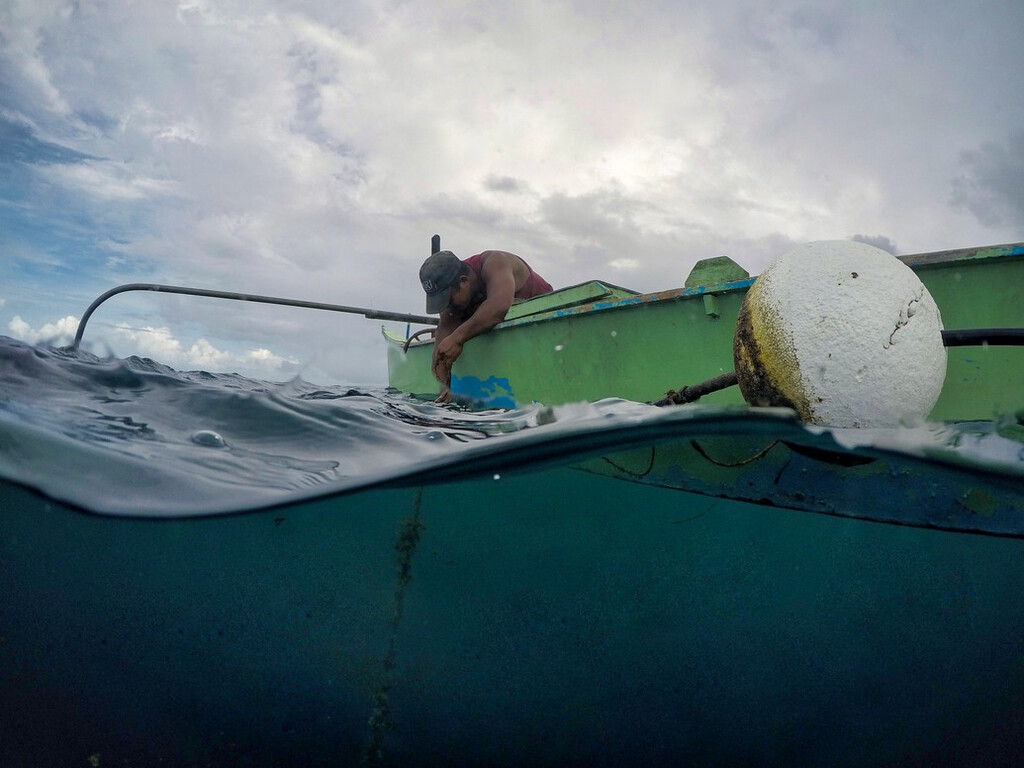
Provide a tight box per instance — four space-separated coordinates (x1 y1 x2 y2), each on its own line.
419 250 462 313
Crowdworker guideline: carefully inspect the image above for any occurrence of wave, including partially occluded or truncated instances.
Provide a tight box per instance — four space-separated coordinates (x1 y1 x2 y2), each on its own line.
1 335 1022 528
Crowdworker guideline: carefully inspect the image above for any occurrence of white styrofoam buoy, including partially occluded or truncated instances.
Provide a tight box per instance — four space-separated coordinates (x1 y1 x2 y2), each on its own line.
733 240 947 427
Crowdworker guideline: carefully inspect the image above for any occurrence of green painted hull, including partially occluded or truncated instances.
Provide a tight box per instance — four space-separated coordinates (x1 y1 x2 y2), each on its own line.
385 243 1024 420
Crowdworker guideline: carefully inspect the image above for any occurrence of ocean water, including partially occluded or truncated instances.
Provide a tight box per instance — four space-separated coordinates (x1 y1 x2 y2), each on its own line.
3 334 1024 767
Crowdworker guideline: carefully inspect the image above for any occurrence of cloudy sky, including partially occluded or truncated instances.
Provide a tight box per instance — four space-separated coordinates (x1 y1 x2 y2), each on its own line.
2 0 1022 384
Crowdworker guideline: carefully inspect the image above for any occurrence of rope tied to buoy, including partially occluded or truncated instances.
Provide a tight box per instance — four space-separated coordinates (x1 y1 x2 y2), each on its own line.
651 371 738 407
652 327 1024 409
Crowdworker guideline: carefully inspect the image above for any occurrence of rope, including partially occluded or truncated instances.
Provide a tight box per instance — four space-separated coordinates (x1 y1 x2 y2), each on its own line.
600 447 657 478
649 326 1024 407
362 489 426 767
651 371 739 407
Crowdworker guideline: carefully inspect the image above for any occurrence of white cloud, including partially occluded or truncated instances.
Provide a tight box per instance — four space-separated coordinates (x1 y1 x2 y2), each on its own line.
108 323 300 377
607 259 640 272
153 121 203 145
38 161 180 202
8 315 79 346
5 313 300 380
0 0 73 116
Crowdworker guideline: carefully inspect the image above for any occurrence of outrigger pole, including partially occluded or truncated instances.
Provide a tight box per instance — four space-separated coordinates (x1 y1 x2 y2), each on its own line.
72 283 437 351
74 236 449 351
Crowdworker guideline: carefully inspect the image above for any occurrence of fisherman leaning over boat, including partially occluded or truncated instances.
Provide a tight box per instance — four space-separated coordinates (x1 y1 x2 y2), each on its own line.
419 250 553 402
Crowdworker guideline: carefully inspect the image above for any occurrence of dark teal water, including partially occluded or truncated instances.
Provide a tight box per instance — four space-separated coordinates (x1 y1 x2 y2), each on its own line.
3 335 1024 767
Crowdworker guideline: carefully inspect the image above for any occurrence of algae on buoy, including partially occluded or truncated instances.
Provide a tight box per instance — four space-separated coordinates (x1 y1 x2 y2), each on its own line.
733 240 946 428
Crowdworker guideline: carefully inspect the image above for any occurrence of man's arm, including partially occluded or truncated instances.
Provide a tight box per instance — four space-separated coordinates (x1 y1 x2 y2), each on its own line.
432 310 461 365
431 252 525 402
439 252 520 349
431 310 461 399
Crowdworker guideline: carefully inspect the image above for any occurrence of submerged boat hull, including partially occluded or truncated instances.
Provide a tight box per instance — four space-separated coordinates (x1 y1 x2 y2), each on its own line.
4 463 1024 766
385 243 1024 420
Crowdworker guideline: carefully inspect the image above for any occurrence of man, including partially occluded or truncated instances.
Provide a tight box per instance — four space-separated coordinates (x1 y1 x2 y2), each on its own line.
420 249 553 402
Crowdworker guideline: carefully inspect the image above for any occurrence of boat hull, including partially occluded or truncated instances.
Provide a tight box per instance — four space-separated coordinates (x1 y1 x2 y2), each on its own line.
385 244 1024 420
4 467 1024 766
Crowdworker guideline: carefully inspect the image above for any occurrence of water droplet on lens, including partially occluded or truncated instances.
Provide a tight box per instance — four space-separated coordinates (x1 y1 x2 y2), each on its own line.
191 429 226 448
493 473 501 481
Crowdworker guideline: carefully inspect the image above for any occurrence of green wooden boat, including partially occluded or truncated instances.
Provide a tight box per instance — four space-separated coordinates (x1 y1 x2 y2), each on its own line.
384 242 1024 421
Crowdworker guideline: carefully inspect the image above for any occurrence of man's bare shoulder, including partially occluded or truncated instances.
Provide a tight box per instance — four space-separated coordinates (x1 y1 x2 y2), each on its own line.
477 249 519 264
477 250 527 277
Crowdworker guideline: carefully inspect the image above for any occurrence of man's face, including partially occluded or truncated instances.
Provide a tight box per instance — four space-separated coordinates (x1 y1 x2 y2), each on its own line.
447 275 474 310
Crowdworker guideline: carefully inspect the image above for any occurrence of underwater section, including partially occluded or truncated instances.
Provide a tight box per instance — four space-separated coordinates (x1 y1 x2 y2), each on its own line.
4 468 1024 766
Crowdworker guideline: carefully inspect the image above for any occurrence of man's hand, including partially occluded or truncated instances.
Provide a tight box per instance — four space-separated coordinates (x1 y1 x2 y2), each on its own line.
434 336 464 372
431 336 462 403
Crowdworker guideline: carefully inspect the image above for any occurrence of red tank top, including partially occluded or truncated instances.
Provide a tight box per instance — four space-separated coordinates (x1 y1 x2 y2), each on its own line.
463 253 553 299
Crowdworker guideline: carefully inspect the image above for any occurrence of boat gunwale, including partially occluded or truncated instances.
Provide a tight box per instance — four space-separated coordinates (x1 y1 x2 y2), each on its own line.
383 277 757 348
895 241 1024 269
